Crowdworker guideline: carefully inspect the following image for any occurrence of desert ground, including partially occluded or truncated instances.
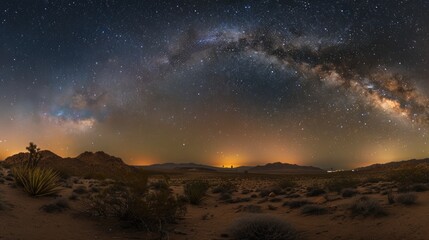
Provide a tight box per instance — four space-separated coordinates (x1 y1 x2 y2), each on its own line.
1 164 429 240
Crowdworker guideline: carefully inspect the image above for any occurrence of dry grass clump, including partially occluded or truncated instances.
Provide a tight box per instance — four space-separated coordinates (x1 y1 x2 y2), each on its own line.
396 193 417 205
278 179 297 189
306 186 326 197
212 181 236 194
283 199 311 209
240 204 262 213
259 186 283 197
325 178 360 193
184 180 209 205
301 204 328 215
350 196 387 217
73 185 88 195
40 198 70 213
149 179 170 191
410 183 428 192
341 188 358 198
229 215 298 240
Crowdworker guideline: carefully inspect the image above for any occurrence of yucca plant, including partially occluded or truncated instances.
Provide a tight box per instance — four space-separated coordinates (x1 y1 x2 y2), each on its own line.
13 166 60 197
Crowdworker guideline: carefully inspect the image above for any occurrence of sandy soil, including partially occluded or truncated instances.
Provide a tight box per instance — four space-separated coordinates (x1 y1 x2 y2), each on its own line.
1 169 429 240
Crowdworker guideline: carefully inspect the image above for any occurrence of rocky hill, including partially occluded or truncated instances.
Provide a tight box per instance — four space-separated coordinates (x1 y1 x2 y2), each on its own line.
3 150 139 179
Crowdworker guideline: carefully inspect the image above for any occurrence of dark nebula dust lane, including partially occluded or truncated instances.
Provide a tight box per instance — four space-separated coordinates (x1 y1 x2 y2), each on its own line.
0 1 428 169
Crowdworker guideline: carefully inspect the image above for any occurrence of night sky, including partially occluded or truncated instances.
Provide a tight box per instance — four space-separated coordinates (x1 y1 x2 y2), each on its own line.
1 1 429 169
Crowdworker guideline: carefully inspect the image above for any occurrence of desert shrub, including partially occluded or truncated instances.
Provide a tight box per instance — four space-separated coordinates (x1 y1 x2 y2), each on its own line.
396 193 417 205
73 186 88 194
149 179 170 191
12 166 61 197
301 204 328 215
241 204 262 213
119 171 148 195
306 187 326 197
364 177 384 183
219 192 232 201
283 199 310 209
40 198 69 213
389 164 429 184
90 186 100 193
325 178 360 193
241 189 250 194
350 196 387 217
5 175 13 181
410 184 428 192
259 186 283 197
342 188 357 198
88 184 186 232
229 215 297 240
285 193 301 198
184 180 209 205
212 181 236 194
278 179 297 189
270 197 282 202
69 193 78 201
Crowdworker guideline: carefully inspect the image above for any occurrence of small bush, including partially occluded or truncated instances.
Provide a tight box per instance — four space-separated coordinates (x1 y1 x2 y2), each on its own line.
259 186 283 197
283 199 310 209
13 166 61 197
342 188 357 198
229 215 297 240
410 184 428 192
306 187 326 197
396 193 417 205
219 192 232 201
212 181 236 194
184 180 209 205
301 204 328 215
69 193 78 201
278 179 297 189
40 198 70 213
241 204 262 213
364 177 384 183
325 178 360 193
350 196 387 217
73 186 88 195
149 179 170 191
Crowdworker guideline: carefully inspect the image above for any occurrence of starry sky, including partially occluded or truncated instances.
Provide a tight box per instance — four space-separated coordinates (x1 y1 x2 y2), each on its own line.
1 0 429 169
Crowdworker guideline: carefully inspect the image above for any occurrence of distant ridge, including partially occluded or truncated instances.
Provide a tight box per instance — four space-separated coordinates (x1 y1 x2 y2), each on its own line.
2 150 138 179
248 162 326 174
142 161 325 174
2 150 326 175
356 158 429 172
142 163 220 172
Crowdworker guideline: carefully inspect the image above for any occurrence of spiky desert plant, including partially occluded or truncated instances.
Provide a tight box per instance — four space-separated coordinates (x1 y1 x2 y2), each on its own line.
25 142 42 169
13 166 60 197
